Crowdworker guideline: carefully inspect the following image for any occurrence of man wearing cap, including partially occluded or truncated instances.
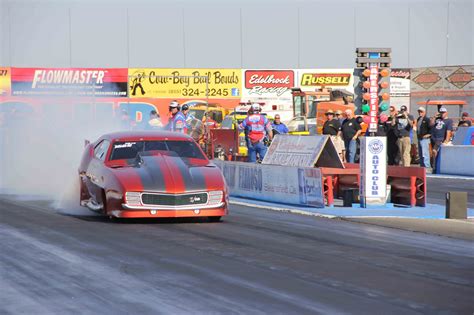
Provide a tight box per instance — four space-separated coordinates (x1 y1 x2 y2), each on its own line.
458 112 472 128
416 107 431 169
168 100 187 133
386 105 400 165
341 109 361 163
335 110 344 124
322 109 343 159
241 103 273 162
395 109 413 166
430 107 453 172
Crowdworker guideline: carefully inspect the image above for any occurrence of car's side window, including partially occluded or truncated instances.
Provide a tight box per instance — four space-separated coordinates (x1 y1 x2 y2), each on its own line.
94 140 110 161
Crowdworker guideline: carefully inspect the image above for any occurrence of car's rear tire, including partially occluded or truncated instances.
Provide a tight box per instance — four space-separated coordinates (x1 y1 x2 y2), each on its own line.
208 216 222 222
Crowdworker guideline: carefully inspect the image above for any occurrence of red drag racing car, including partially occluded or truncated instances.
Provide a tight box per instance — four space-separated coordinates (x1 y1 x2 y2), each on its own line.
78 131 228 221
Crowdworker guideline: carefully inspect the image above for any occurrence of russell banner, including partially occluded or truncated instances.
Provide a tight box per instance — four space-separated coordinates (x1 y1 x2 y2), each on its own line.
215 160 324 208
128 68 241 99
10 68 128 97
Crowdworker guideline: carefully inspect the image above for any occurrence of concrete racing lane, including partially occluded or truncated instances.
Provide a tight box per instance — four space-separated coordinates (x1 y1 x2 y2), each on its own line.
1 195 473 314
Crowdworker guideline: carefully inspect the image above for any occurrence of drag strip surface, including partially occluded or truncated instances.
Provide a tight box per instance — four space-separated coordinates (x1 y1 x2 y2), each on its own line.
1 196 473 314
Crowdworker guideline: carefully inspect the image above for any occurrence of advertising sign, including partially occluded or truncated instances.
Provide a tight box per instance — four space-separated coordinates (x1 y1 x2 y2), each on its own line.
0 67 10 97
411 66 474 97
262 135 326 167
242 69 294 99
390 68 410 110
215 160 324 208
360 136 387 206
297 69 355 93
128 68 241 99
10 68 128 97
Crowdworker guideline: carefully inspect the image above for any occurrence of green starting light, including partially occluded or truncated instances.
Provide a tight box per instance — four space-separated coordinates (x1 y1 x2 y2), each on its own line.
361 104 370 113
379 102 389 111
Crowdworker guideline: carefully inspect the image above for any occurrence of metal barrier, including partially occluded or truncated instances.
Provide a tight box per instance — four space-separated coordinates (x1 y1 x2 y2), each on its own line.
320 163 426 207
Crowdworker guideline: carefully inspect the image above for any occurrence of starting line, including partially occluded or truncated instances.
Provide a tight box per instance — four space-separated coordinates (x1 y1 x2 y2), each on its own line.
230 197 474 219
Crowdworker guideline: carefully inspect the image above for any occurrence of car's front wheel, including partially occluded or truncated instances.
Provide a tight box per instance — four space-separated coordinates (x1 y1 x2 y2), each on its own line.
208 216 222 222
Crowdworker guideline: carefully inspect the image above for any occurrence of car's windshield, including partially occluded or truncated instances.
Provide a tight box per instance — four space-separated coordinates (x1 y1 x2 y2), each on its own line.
109 140 206 161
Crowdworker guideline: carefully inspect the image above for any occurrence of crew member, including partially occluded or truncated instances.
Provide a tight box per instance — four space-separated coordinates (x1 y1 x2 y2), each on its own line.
168 100 187 133
341 109 361 163
241 103 273 162
416 106 431 169
271 114 289 134
430 107 453 172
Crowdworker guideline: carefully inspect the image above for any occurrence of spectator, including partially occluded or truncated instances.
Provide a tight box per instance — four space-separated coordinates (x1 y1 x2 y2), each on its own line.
168 101 187 133
386 105 400 165
416 107 432 169
322 109 344 160
458 112 472 128
271 114 289 134
395 109 413 167
365 114 388 136
146 110 163 130
430 107 453 173
335 110 344 124
341 109 361 163
241 103 273 162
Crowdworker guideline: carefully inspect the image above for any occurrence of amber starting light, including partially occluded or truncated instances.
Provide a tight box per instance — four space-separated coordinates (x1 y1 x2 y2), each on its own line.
362 81 371 89
380 81 389 89
363 93 371 101
380 68 390 77
381 93 390 100
363 69 371 77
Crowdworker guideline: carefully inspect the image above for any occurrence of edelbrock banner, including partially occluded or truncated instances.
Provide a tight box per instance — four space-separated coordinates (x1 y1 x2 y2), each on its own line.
215 160 324 208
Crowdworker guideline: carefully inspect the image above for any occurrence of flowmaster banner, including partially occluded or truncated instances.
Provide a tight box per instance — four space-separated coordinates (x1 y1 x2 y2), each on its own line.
215 160 324 208
10 68 128 97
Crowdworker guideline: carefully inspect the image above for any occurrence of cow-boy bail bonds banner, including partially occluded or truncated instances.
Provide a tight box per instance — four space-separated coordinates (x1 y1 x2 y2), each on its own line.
10 68 128 97
128 68 241 99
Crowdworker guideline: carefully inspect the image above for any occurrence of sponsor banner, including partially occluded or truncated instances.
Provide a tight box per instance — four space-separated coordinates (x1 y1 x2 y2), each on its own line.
262 135 328 167
214 160 324 208
390 68 410 96
411 66 474 97
10 68 128 97
242 69 294 101
128 68 241 99
0 67 10 97
360 137 387 206
297 69 355 93
390 68 411 110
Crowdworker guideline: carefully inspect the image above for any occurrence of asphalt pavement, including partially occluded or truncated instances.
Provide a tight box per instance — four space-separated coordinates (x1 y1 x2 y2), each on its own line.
1 195 473 314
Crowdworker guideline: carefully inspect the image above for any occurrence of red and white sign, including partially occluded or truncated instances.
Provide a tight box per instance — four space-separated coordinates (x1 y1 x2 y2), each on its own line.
11 68 128 97
369 64 379 133
244 70 294 97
